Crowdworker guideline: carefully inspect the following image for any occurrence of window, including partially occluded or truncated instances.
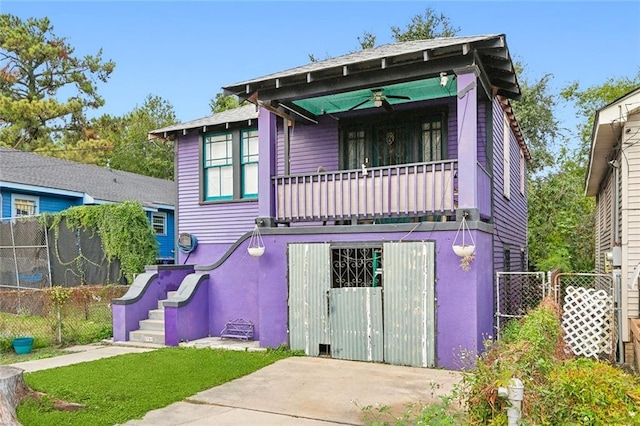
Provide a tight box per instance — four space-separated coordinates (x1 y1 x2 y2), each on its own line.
503 112 511 199
151 212 166 235
203 128 259 202
241 129 259 198
11 194 39 217
519 150 525 195
331 246 383 288
204 132 233 200
341 113 446 169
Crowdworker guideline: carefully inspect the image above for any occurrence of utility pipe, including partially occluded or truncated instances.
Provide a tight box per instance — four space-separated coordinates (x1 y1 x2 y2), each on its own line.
498 378 524 426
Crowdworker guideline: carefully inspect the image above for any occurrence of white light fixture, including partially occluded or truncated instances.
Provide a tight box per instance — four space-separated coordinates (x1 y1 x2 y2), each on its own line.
440 72 448 87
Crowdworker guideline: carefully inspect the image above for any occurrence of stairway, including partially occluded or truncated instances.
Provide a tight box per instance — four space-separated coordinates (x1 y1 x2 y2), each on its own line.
129 291 176 345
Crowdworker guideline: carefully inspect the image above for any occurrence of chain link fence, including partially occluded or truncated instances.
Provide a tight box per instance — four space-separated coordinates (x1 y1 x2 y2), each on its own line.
495 271 548 335
553 273 616 362
0 285 128 352
0 217 52 289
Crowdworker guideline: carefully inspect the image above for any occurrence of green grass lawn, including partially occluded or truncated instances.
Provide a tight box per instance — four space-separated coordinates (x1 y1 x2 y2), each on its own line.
17 347 293 426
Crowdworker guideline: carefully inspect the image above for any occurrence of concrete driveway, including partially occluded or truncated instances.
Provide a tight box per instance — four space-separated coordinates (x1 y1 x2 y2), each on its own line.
124 356 462 425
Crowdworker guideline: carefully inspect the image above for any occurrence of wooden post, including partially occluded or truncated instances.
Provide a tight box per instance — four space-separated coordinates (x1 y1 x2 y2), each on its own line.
0 366 29 426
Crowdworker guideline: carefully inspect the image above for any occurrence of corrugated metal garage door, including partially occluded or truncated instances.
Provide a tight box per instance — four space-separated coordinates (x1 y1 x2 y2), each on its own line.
383 241 435 367
329 287 383 362
288 241 435 367
288 243 331 356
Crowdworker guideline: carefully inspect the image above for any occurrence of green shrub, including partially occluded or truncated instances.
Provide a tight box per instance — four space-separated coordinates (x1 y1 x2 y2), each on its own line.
542 358 640 424
461 297 640 425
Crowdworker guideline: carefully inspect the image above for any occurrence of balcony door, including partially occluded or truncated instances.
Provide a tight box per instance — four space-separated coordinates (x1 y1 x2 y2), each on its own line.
341 113 446 170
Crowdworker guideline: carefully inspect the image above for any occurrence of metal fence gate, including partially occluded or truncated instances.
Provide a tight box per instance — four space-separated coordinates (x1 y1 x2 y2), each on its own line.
553 273 616 361
495 271 548 334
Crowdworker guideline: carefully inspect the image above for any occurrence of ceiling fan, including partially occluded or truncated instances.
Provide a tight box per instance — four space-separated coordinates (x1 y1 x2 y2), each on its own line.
347 89 411 112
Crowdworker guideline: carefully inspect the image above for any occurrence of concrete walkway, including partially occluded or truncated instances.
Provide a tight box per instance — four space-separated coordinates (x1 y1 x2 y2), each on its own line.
124 356 462 426
8 343 156 372
7 342 463 425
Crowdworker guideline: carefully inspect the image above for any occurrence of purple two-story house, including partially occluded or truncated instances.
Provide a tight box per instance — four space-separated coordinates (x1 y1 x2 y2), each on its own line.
113 34 529 369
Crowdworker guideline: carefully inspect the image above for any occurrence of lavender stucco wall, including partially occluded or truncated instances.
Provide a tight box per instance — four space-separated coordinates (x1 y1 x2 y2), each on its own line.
196 225 493 368
112 265 194 342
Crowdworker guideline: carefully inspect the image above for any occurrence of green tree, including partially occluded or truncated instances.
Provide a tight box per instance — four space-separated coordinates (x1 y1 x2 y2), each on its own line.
511 65 560 175
209 92 239 113
55 94 178 179
561 70 640 163
390 7 460 42
0 14 115 150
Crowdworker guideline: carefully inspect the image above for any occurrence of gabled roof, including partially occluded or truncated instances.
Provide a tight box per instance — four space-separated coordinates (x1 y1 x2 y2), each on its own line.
149 104 258 137
222 34 520 103
585 87 640 196
0 147 175 209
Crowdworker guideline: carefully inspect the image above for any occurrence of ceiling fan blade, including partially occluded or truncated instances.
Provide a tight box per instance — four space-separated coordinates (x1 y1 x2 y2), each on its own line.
382 99 393 112
348 99 370 111
385 95 411 100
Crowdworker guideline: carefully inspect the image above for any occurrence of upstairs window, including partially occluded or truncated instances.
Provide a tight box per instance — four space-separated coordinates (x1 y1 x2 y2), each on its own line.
203 128 258 202
241 129 259 198
503 112 511 199
12 194 39 217
204 133 233 200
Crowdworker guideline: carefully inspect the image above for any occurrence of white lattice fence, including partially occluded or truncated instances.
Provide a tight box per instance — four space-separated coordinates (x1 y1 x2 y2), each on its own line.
555 273 615 361
562 286 614 358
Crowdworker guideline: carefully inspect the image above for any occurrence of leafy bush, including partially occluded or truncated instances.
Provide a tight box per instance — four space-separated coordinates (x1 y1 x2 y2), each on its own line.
461 297 640 425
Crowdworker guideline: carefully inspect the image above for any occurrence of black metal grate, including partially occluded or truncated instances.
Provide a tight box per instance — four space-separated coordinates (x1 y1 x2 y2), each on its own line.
331 247 383 288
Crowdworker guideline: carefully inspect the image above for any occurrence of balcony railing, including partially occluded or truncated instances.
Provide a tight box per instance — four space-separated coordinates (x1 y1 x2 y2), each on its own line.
274 160 457 223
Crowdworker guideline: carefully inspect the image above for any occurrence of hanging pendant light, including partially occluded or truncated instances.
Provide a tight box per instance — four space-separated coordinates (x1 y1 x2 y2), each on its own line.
248 224 265 257
452 213 475 257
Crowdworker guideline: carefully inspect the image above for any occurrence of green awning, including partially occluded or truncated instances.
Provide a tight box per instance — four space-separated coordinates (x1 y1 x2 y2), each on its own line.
292 77 457 115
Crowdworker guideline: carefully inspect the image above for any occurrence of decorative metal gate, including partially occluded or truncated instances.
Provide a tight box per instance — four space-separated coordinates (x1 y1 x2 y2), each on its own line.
495 271 548 335
554 273 615 360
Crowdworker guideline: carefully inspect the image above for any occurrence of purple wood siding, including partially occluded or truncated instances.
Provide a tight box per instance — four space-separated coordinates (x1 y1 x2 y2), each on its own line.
477 101 488 167
491 97 528 272
276 115 339 175
177 132 257 245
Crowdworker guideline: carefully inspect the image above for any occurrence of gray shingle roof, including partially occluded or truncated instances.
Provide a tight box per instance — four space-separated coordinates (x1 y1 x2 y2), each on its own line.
0 147 175 208
227 35 501 87
149 104 258 136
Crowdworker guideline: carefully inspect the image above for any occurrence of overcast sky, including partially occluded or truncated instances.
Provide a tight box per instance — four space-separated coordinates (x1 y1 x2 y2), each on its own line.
2 1 639 140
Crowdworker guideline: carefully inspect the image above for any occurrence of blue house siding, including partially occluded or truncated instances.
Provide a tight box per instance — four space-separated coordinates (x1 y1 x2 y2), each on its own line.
1 188 80 219
491 97 528 273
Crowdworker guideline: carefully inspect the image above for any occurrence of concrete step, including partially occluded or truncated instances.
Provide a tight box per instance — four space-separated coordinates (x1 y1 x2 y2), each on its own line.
148 309 164 321
139 319 165 332
157 291 178 309
130 329 165 345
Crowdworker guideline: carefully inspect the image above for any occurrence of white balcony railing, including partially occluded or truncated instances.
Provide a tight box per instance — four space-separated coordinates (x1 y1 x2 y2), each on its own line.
274 160 457 223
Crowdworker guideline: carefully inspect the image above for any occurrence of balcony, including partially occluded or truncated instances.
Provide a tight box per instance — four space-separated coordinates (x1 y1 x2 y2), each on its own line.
274 160 457 223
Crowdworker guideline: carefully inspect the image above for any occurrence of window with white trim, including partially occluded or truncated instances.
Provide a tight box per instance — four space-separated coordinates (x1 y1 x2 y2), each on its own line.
12 194 39 217
203 128 259 202
204 132 233 200
503 112 511 199
151 212 166 235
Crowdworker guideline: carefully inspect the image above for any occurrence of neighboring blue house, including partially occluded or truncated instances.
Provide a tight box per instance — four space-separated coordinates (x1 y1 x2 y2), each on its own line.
0 147 176 262
116 34 530 370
